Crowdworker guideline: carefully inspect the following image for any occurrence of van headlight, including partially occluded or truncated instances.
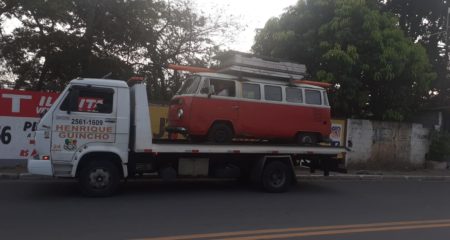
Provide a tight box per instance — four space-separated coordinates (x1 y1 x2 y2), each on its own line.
177 108 184 119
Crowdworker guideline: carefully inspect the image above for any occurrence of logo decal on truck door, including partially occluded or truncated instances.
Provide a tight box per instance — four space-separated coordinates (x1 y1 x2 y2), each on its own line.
63 139 77 151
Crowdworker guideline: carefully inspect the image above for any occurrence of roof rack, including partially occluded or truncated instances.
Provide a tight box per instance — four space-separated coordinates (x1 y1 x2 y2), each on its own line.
167 52 332 88
216 51 307 81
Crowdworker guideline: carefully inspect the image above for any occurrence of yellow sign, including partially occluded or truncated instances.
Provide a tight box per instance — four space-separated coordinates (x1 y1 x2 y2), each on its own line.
330 119 346 147
149 104 184 139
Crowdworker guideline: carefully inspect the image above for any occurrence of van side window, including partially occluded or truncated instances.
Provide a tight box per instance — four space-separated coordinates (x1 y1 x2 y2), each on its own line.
323 91 329 106
305 89 322 105
286 87 303 103
264 85 282 101
210 79 235 97
242 83 261 100
60 87 114 113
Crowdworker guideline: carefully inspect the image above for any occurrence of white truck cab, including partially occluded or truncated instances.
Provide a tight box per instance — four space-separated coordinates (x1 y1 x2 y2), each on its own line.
28 77 346 197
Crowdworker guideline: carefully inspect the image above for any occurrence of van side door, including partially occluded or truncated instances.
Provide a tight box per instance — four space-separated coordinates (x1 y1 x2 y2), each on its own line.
189 78 239 135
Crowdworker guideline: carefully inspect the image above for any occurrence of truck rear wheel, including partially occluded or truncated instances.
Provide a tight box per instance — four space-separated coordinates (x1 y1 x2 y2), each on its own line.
262 161 292 193
79 160 120 197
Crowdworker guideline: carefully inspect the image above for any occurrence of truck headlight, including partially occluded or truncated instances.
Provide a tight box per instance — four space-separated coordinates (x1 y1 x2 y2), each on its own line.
177 108 184 119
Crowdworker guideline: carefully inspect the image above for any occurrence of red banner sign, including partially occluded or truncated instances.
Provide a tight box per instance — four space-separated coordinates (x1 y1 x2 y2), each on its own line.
0 89 60 118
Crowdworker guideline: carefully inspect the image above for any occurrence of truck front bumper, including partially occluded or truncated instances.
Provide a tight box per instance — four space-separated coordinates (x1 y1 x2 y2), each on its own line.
27 159 53 176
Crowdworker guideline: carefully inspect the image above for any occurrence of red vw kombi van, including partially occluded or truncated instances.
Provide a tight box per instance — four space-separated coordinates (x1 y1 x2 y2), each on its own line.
167 72 331 144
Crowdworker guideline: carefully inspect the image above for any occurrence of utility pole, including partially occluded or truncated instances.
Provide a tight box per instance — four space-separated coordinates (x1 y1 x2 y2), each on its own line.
446 7 450 71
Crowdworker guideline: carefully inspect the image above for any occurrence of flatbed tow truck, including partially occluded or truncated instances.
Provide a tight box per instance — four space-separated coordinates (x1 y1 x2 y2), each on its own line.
27 77 346 196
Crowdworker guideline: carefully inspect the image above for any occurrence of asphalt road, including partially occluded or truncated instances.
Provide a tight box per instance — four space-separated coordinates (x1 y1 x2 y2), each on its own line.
1 179 450 240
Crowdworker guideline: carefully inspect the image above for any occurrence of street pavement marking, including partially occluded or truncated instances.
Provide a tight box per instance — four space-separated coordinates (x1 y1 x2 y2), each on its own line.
217 222 450 240
136 219 450 240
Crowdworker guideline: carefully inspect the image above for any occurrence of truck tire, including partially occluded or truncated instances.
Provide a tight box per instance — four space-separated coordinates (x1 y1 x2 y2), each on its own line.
261 161 292 193
79 160 120 197
208 123 233 143
296 133 318 145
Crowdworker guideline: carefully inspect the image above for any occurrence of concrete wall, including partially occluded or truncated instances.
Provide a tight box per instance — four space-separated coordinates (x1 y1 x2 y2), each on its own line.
345 119 430 169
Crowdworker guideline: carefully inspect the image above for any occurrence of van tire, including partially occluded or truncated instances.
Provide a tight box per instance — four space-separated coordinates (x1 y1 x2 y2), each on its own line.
79 160 120 197
296 133 318 145
261 161 292 193
208 123 233 143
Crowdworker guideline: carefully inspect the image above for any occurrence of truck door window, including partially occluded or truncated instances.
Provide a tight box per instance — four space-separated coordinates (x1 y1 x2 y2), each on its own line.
242 83 261 100
60 87 114 113
286 87 303 103
305 89 322 105
264 85 282 101
210 79 235 97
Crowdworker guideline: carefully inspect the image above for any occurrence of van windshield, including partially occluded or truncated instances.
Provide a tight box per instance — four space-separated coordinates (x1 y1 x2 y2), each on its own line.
177 76 201 95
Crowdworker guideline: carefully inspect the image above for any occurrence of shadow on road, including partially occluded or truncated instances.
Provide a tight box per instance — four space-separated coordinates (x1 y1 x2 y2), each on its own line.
10 178 342 199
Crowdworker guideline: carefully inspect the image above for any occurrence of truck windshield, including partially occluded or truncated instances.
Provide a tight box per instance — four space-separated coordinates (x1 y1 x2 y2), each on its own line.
177 76 201 95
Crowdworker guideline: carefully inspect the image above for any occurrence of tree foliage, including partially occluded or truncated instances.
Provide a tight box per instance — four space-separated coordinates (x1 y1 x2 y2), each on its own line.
381 0 449 105
0 0 239 101
253 0 436 121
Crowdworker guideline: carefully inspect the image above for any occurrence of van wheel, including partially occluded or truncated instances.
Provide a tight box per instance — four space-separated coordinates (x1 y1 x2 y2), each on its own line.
262 161 292 193
208 123 233 143
296 133 318 145
79 160 120 197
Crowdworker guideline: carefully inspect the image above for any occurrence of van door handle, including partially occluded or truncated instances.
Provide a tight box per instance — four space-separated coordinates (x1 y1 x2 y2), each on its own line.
232 106 239 109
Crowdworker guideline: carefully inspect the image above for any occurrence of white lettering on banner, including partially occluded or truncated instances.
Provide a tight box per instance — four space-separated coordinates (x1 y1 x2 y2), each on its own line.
1 94 32 113
36 96 54 115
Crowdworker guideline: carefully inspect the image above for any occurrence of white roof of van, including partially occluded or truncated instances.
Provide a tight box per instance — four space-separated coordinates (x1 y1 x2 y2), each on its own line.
70 78 129 88
195 72 325 90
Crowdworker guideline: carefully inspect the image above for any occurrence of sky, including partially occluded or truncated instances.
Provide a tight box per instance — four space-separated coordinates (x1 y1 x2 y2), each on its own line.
191 0 298 52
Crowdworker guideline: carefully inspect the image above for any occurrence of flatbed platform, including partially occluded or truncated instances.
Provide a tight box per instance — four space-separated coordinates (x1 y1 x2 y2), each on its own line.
145 139 346 155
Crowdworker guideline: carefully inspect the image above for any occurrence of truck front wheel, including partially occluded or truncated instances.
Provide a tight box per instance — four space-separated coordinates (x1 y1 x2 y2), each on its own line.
79 160 120 197
261 161 292 193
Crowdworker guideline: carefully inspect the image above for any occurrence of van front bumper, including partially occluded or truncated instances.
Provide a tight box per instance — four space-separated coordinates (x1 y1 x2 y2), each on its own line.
27 159 53 176
166 126 188 134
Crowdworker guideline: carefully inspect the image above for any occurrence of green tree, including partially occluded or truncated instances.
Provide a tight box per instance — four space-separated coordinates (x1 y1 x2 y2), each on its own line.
381 0 449 106
0 0 239 101
253 0 436 121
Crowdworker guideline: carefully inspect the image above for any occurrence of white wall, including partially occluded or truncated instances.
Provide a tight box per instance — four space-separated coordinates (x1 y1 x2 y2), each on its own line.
346 119 430 168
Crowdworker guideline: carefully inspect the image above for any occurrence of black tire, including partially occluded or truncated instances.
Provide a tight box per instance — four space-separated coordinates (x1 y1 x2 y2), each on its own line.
296 133 318 145
79 160 120 197
207 123 233 143
261 161 292 193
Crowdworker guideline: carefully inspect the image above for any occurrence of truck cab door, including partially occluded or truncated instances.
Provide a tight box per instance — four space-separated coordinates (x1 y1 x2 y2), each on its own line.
51 85 117 163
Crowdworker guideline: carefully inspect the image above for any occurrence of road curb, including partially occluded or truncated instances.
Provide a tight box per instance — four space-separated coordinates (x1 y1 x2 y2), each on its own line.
297 174 450 181
0 173 19 180
0 173 53 180
18 173 54 180
1 173 450 181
